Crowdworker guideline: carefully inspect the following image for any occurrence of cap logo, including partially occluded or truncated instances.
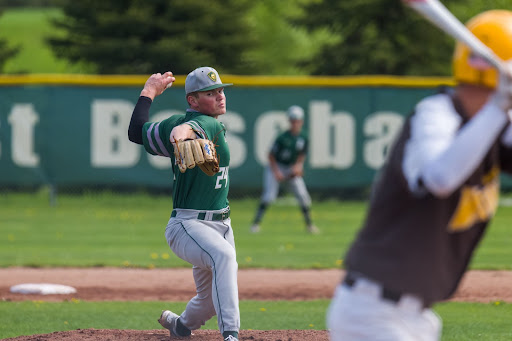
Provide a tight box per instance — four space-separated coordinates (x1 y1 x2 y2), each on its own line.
207 71 217 82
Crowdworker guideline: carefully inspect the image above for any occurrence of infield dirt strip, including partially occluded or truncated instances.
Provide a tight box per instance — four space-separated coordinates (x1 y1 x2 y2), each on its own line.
1 268 511 340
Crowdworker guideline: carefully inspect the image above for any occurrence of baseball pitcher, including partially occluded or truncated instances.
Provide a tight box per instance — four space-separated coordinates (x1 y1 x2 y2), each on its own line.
128 67 239 341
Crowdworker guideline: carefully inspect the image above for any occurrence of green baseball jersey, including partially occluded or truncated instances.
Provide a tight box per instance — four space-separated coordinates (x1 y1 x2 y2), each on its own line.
271 130 308 165
142 110 230 210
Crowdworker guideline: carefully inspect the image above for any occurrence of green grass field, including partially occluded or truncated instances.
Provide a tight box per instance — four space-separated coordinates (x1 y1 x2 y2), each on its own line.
0 7 93 74
1 191 512 339
2 190 512 270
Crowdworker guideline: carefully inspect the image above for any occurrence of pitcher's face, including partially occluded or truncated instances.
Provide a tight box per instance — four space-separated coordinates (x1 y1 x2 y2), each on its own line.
193 88 227 118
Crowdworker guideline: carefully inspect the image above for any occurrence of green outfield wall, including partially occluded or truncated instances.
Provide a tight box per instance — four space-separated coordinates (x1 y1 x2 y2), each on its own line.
6 74 502 191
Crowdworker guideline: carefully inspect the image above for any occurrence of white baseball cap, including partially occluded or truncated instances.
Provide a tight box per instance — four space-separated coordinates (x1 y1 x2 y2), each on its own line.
287 105 304 121
185 66 233 95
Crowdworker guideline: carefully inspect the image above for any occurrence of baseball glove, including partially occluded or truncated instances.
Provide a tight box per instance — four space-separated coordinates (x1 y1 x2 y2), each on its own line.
173 139 219 176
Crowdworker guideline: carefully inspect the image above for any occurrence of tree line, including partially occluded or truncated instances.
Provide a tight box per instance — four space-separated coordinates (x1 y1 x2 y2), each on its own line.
1 0 510 76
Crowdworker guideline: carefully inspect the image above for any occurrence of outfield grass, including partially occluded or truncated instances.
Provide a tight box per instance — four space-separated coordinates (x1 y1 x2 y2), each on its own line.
1 190 512 269
0 7 93 74
0 190 361 269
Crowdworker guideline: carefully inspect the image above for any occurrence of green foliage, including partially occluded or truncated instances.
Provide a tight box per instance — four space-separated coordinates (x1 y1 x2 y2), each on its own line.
296 0 461 76
0 0 59 7
295 0 512 76
0 8 92 74
0 8 19 71
243 0 336 75
47 0 258 75
0 38 19 71
3 1 511 76
449 0 512 22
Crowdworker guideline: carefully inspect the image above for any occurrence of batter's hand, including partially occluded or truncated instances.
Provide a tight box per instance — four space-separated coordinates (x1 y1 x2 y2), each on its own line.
140 71 175 100
491 61 512 112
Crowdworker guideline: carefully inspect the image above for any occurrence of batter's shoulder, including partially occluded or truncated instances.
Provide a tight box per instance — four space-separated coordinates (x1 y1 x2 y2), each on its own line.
410 93 462 139
415 93 453 114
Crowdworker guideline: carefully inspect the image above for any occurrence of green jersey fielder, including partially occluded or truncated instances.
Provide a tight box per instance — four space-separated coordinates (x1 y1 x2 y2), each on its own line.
251 105 318 234
128 67 240 341
272 130 308 166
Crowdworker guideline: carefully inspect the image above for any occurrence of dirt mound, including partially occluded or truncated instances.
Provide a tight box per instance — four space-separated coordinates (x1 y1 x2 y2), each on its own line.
2 328 329 341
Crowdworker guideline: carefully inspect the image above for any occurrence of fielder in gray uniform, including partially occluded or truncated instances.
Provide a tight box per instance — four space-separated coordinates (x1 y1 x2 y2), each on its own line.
327 10 512 341
128 67 240 341
250 105 319 234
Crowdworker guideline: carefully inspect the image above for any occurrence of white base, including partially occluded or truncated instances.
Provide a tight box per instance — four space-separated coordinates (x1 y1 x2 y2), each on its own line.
10 283 77 295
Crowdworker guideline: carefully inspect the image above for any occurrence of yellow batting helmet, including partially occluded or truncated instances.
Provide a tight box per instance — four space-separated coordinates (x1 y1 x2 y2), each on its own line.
453 10 512 89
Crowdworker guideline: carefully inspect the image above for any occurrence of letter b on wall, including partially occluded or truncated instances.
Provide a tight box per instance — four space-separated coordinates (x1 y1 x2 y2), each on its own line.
91 100 139 167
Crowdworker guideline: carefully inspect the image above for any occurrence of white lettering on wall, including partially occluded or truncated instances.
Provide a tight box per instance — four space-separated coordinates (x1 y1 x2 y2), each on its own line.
91 100 139 167
8 104 40 167
254 111 289 165
309 100 355 169
363 112 404 169
220 111 246 168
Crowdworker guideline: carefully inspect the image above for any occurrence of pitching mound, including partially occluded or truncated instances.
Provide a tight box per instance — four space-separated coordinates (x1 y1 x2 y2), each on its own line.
2 328 329 341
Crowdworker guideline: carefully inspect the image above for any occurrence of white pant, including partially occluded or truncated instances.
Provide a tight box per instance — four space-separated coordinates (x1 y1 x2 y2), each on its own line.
327 280 441 341
261 165 311 207
165 209 239 334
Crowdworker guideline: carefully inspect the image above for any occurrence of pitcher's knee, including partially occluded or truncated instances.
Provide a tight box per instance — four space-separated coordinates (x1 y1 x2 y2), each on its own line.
215 248 237 268
202 301 216 319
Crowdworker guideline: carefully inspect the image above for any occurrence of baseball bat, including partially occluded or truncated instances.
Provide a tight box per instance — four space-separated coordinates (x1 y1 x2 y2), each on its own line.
402 0 507 73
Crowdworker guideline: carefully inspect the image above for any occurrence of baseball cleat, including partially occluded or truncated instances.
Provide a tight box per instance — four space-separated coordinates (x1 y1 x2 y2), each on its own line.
224 335 239 341
307 224 320 234
158 310 191 337
250 224 260 233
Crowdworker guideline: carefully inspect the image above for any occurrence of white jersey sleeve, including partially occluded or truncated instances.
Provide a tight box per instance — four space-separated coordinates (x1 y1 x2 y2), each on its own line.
500 110 512 146
402 93 509 198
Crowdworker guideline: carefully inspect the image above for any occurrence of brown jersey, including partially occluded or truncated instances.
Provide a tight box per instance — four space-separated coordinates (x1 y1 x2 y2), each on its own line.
345 95 512 306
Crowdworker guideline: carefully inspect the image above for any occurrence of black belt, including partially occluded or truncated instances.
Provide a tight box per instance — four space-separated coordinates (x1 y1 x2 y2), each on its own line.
171 208 230 221
343 273 421 307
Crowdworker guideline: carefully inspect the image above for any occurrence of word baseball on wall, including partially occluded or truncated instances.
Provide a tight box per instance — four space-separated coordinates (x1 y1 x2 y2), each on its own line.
0 77 451 190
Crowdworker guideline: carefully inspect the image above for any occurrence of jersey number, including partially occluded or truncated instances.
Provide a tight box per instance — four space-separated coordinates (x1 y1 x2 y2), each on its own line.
215 166 229 189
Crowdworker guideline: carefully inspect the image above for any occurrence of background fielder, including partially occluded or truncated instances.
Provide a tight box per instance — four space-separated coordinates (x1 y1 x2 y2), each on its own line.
250 105 319 234
128 66 240 341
